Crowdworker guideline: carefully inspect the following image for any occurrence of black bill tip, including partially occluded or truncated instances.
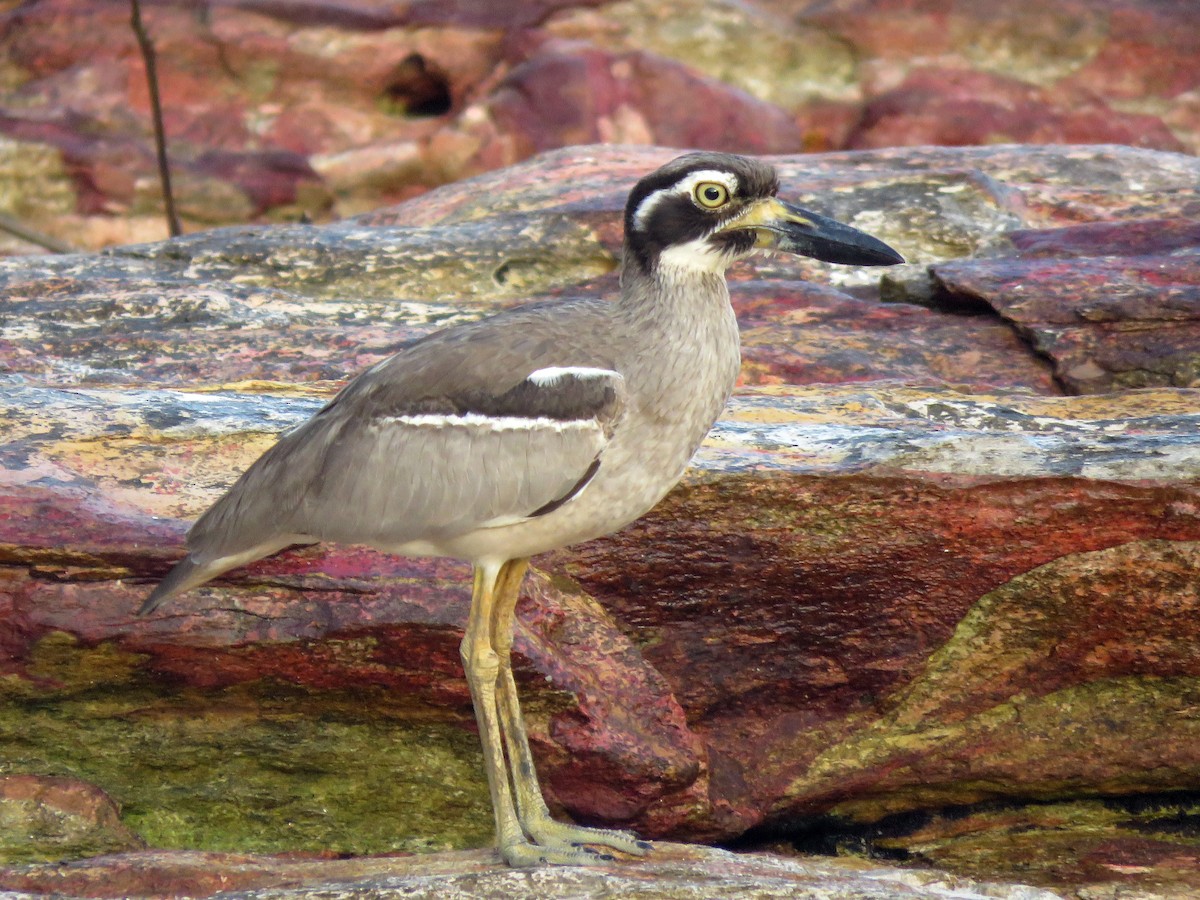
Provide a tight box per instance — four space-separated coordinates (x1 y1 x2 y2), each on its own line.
774 201 904 267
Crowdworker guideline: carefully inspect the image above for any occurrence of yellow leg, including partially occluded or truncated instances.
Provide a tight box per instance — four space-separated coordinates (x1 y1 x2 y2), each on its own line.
462 560 599 865
460 562 525 857
489 558 651 860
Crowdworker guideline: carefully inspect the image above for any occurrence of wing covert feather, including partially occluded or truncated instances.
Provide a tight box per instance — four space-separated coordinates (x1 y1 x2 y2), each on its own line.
184 339 626 564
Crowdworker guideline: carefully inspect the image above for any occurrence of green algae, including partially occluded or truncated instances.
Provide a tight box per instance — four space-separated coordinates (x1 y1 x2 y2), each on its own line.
882 794 1200 888
24 630 147 691
762 793 1200 892
0 781 142 865
1 634 493 863
773 541 1200 821
802 676 1200 822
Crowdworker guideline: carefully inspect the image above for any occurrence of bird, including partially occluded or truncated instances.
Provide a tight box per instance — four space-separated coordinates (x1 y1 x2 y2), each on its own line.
141 151 903 866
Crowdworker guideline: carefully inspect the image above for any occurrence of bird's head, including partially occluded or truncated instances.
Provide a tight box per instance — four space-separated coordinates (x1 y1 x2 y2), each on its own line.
623 152 903 276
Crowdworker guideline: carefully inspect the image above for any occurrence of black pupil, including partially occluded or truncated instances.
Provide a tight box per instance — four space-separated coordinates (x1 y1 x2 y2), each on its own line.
704 186 722 202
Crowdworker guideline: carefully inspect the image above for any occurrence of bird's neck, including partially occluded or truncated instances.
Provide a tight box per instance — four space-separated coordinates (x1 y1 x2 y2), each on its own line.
617 255 732 323
615 254 742 410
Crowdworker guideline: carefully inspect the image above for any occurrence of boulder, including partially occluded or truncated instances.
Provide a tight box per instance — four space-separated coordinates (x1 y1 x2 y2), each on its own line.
1 0 1197 251
1 144 1199 898
0 775 144 864
847 68 1185 152
0 843 1062 900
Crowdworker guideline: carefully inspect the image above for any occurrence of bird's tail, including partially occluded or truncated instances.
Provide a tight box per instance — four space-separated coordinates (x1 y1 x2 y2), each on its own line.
139 540 297 616
139 556 209 616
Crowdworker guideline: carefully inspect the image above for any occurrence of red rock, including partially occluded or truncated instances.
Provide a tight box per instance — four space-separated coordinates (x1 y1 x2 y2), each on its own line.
848 68 1185 152
1063 1 1200 101
481 42 804 164
556 479 1200 836
3 0 1199 253
3 145 1200 896
932 252 1200 393
0 844 1062 899
1007 218 1200 259
0 848 414 898
189 149 326 215
733 281 1058 392
0 775 144 860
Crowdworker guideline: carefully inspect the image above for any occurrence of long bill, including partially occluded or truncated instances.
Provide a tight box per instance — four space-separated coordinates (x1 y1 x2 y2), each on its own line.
732 196 905 266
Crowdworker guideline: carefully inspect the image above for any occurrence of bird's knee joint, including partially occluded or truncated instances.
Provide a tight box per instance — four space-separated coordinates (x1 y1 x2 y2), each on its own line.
460 640 500 678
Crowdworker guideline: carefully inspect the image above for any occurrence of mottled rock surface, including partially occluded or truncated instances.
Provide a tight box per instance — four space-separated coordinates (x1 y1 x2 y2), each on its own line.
2 144 1200 899
0 844 1063 900
1 0 1197 252
0 775 145 863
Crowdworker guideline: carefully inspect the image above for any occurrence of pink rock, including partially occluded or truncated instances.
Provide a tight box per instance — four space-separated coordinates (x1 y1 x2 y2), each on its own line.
481 42 804 164
849 68 1184 152
2 144 1200 896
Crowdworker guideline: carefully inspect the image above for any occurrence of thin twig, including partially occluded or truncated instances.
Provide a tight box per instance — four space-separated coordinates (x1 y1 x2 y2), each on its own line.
0 212 74 253
130 0 182 237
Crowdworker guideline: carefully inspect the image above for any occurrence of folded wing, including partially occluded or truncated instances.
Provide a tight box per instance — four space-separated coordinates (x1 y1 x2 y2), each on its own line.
141 355 625 614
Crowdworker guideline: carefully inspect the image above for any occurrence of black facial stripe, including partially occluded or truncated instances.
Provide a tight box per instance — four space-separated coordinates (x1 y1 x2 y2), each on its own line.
625 172 698 235
646 193 716 242
707 228 758 258
627 193 721 271
623 152 780 272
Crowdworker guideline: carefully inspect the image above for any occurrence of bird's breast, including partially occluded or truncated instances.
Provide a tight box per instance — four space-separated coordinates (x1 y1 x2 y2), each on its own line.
426 281 743 562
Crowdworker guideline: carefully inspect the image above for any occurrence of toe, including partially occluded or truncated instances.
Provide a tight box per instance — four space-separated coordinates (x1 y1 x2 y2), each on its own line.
501 839 613 867
526 819 652 857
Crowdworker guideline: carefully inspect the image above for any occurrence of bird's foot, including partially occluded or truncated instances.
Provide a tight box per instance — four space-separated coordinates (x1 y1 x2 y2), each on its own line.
500 838 614 867
523 816 652 859
497 817 652 867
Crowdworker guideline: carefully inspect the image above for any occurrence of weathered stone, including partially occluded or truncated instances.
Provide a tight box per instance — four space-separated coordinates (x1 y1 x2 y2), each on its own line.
0 775 144 864
0 843 1061 899
2 0 1198 251
810 796 1200 900
2 380 1199 860
544 0 863 110
475 41 806 166
778 540 1200 814
930 252 1200 394
847 68 1185 152
6 144 1197 396
1006 219 1200 259
2 145 1200 898
734 281 1058 392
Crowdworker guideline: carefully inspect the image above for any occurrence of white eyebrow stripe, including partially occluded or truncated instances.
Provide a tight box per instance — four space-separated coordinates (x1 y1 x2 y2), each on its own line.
526 366 619 387
380 412 601 432
631 169 740 231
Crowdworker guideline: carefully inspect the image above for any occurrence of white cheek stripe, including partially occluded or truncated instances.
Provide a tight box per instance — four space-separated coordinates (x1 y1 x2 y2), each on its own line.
381 412 598 432
656 237 733 274
631 169 740 231
527 366 618 387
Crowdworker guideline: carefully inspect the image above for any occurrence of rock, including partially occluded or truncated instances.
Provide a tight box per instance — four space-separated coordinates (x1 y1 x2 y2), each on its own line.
847 68 1185 152
734 281 1059 392
478 41 805 159
0 776 144 864
2 0 1198 251
787 797 1200 900
5 144 1196 393
545 0 863 110
2 144 1200 898
930 252 1200 393
0 843 1063 899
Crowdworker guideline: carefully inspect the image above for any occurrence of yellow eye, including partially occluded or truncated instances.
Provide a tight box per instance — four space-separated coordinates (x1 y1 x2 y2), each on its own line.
694 181 729 209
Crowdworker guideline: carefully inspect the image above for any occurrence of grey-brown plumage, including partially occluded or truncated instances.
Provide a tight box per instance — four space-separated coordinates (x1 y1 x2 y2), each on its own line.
143 151 902 866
